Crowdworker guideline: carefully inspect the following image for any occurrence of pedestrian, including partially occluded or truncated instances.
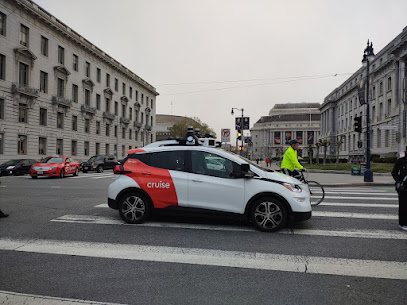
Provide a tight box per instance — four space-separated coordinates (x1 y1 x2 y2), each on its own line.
0 181 8 218
256 158 259 164
265 157 270 167
391 146 407 231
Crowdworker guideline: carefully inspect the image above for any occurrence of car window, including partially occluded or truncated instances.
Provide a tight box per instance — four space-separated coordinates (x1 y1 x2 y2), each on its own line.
191 151 238 179
46 157 64 164
149 151 186 171
1 160 21 166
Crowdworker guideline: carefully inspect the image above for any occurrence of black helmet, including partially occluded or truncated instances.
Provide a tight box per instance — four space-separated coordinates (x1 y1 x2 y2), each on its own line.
290 139 300 145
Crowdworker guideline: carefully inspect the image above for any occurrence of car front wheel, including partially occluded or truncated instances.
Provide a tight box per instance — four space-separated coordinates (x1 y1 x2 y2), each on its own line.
250 198 287 232
118 193 150 224
96 165 104 173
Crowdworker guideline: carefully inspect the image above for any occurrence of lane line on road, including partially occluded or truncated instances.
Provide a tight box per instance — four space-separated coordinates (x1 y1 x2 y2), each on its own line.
51 215 407 240
0 290 124 305
0 238 406 280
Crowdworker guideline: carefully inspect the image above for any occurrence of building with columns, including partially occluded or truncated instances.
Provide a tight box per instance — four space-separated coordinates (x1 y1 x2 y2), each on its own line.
250 103 320 161
320 26 407 161
0 0 158 164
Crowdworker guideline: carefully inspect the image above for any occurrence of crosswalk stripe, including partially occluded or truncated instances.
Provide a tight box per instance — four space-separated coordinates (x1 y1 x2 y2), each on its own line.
324 192 397 196
319 202 398 208
313 211 397 219
72 173 113 179
0 238 406 280
324 196 396 201
51 215 406 239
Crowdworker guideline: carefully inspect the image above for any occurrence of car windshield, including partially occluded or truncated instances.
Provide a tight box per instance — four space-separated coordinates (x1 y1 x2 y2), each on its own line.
45 157 64 164
1 160 21 166
87 156 97 163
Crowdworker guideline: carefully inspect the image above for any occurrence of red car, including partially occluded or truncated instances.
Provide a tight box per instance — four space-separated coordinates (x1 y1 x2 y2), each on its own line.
30 156 80 179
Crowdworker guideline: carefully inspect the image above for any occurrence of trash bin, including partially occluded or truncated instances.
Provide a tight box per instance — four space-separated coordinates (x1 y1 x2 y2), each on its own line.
351 161 361 175
360 161 367 175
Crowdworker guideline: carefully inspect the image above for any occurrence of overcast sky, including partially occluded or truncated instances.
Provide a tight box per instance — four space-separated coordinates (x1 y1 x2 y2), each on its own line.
34 0 407 142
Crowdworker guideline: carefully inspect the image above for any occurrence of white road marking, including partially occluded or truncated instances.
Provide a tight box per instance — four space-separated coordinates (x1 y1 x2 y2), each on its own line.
0 238 406 280
324 196 397 201
324 191 397 196
0 290 123 305
312 211 397 219
319 202 398 208
51 215 407 240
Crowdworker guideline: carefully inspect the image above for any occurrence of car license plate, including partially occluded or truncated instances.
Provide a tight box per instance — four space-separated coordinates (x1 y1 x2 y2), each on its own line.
37 171 43 174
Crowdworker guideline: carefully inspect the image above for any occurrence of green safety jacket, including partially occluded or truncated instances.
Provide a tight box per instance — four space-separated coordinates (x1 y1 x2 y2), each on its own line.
281 146 303 171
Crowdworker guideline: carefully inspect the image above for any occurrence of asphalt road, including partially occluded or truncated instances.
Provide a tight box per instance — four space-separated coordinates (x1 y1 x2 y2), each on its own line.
0 172 406 305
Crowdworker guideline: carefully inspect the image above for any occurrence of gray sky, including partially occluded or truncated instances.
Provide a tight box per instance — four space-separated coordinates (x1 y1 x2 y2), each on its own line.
34 0 407 142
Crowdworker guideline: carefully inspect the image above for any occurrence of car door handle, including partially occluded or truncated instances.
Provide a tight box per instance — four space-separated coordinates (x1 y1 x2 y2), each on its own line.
141 172 151 176
192 179 203 183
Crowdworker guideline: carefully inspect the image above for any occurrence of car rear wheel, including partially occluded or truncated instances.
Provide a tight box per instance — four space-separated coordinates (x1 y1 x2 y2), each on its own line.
250 197 287 232
96 165 104 173
60 169 65 178
118 193 150 224
73 168 79 176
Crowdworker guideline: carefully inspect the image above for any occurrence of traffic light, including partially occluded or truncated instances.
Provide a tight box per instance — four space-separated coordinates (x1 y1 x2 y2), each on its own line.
237 129 242 140
354 116 362 133
239 146 244 151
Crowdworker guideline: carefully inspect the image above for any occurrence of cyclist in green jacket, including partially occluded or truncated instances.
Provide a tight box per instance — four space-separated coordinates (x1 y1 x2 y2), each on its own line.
281 139 305 180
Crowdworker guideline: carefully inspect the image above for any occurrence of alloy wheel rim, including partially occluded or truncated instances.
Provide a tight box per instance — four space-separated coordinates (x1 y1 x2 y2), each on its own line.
254 202 282 229
122 196 145 221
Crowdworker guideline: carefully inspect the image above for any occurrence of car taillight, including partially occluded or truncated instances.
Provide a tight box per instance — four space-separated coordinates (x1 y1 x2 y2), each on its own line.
113 165 131 175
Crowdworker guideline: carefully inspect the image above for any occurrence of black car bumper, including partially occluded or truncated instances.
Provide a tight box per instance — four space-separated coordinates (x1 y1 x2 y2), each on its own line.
108 198 118 209
289 211 312 222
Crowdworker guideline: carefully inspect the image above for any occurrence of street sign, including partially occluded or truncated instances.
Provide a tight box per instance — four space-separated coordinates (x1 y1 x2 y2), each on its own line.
235 118 242 130
221 129 230 143
235 117 250 130
242 117 250 130
379 125 398 130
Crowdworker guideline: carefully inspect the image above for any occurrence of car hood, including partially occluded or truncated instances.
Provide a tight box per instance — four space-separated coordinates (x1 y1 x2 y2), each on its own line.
32 163 62 167
262 170 303 185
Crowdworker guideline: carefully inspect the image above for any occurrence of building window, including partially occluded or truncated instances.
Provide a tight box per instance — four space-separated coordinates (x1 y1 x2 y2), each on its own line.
151 99 154 109
0 54 5 80
114 125 117 137
84 141 89 156
106 123 110 136
72 115 77 131
130 87 133 99
114 144 117 155
73 54 78 71
86 61 90 77
96 121 100 134
40 36 48 56
387 77 392 91
0 133 3 154
39 108 47 126
71 140 77 156
114 101 118 115
141 112 144 124
141 93 144 104
57 78 64 97
377 129 381 148
95 142 100 155
40 71 48 93
97 68 101 83
0 12 6 36
129 129 132 140
56 139 63 155
18 135 27 154
0 98 4 119
151 116 153 127
115 78 118 91
379 81 383 95
57 112 64 129
122 83 126 95
84 118 90 133
96 94 101 110
106 73 110 87
122 104 126 117
136 90 138 101
19 62 29 85
72 84 78 103
129 107 132 120
39 137 46 155
122 127 125 139
387 99 391 116
105 98 110 112
58 46 65 65
105 143 109 155
85 89 90 106
18 103 28 123
20 24 29 47
122 145 125 157
135 130 138 141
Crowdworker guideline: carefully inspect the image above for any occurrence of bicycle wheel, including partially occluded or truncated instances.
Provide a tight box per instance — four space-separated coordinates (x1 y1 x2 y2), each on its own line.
307 181 325 206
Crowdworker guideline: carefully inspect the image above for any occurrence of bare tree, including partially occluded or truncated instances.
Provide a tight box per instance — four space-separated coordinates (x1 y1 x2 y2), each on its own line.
335 135 345 167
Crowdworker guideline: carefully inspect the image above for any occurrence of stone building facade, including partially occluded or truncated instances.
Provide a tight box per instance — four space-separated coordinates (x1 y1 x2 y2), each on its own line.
320 26 407 160
250 103 320 160
0 0 158 164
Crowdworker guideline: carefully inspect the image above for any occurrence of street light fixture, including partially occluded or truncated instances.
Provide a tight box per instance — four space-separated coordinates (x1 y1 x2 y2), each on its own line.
361 40 375 182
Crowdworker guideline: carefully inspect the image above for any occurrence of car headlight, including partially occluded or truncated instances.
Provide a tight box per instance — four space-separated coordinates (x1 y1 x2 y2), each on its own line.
282 183 302 193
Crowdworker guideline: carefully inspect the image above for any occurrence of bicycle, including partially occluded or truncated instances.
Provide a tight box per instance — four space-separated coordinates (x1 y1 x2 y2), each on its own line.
279 169 325 206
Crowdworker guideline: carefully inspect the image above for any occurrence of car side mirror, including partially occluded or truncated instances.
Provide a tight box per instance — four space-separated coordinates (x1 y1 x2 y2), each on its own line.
235 164 254 178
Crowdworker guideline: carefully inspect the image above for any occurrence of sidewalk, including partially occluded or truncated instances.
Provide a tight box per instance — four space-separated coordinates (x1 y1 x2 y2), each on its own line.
254 161 395 187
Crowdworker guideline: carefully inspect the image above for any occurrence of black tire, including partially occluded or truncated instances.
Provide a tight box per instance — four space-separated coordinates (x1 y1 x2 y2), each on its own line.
307 181 325 206
31 176 37 179
73 168 79 176
60 169 65 178
250 197 287 232
118 192 150 224
96 165 104 173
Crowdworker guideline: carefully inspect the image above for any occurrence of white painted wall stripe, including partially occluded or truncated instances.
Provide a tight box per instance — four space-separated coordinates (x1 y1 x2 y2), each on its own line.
51 215 407 240
0 290 123 305
0 238 406 280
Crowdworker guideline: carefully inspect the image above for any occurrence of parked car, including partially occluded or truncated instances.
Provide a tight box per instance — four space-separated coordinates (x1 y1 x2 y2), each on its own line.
0 159 37 176
30 156 80 178
81 155 119 173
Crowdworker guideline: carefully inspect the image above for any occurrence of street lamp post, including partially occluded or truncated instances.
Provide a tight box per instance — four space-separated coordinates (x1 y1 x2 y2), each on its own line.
362 40 375 182
231 107 244 154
